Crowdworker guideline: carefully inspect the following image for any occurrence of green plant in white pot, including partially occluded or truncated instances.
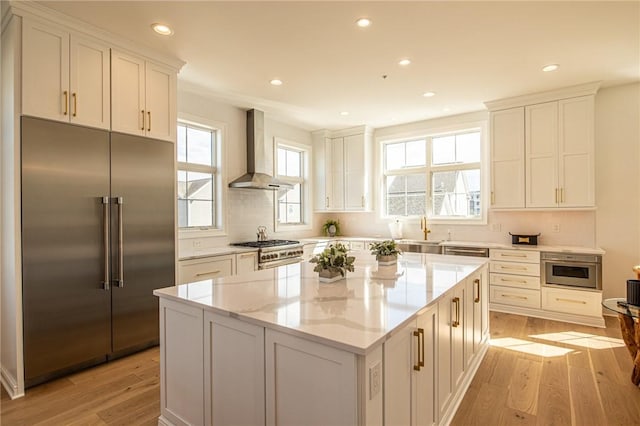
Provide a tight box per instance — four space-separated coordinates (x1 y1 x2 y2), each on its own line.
370 240 402 265
322 219 340 237
309 242 355 282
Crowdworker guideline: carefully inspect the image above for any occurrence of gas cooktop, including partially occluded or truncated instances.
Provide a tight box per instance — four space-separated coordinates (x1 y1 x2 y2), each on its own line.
231 239 300 248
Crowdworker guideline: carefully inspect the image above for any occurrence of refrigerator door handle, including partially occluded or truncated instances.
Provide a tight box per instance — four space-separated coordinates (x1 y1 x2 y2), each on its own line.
116 197 124 288
102 196 110 290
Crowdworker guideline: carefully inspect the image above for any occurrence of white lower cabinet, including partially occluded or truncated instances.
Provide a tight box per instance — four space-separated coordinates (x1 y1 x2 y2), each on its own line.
490 285 541 309
384 304 438 426
438 285 465 420
204 312 264 426
541 286 602 317
235 251 258 275
265 329 359 426
178 255 234 284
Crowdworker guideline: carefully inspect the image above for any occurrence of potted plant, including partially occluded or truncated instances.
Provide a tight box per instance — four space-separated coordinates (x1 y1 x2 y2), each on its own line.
370 240 402 265
322 219 341 237
309 242 355 282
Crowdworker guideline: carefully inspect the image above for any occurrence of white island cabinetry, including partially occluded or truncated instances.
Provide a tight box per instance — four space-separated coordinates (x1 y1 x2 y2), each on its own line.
155 254 489 426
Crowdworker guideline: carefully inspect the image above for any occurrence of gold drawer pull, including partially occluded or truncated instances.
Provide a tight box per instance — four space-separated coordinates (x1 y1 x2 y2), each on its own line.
239 253 255 258
501 293 528 300
556 297 586 304
499 265 528 271
501 253 527 258
196 270 221 277
500 278 528 284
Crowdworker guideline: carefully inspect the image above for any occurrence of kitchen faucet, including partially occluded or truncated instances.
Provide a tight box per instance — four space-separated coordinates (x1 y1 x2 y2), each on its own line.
420 216 431 240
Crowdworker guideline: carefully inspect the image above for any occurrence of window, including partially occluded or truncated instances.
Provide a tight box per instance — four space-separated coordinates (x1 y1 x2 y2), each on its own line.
382 129 483 221
177 122 219 229
274 140 309 228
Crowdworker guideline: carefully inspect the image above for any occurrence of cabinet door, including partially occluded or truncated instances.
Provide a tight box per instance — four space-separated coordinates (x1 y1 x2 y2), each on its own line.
558 96 595 207
384 321 415 426
22 19 70 122
70 34 110 129
437 290 453 419
111 50 145 136
490 108 524 208
331 137 345 210
265 329 357 426
204 312 265 426
313 136 330 211
526 102 559 207
236 251 258 275
464 278 475 369
451 285 465 390
344 133 367 210
416 305 437 426
145 61 177 141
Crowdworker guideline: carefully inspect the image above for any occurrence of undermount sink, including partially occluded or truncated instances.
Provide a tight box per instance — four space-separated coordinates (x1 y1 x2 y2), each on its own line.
396 240 443 254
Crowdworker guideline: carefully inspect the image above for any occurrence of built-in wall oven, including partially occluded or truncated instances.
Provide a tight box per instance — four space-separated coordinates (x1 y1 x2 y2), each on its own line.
541 252 602 290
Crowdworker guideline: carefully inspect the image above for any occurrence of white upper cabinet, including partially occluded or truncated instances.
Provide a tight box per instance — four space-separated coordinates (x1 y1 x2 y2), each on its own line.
22 19 110 129
526 96 595 208
112 50 176 142
490 107 525 208
486 83 598 210
313 128 372 212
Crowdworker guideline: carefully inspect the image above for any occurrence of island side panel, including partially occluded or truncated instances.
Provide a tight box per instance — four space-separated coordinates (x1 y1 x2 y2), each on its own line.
265 329 359 426
159 298 204 426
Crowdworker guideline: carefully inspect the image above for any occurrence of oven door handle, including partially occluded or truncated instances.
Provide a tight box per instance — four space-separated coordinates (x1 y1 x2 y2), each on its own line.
259 257 303 269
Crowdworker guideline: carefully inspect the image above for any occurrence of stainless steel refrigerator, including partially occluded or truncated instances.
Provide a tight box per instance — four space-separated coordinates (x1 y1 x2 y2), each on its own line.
21 116 175 388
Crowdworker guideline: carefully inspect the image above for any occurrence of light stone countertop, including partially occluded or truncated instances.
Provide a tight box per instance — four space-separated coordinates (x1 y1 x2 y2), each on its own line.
179 246 258 261
155 251 487 355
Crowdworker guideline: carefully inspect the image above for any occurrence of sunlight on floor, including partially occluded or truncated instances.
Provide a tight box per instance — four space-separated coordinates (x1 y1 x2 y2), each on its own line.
529 331 626 349
490 337 574 357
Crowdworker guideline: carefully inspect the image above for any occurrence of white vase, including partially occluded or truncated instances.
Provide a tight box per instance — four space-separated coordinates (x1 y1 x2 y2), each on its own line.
376 254 398 266
328 224 337 237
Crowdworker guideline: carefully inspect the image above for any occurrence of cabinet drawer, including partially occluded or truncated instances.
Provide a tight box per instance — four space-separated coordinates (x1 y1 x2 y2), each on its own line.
179 255 234 284
490 249 540 264
542 287 602 317
490 273 540 290
490 286 540 309
236 252 258 276
490 261 540 277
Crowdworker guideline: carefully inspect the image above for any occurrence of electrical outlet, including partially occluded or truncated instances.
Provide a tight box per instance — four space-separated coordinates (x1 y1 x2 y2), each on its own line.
491 223 501 232
369 362 381 399
552 224 561 233
193 240 202 248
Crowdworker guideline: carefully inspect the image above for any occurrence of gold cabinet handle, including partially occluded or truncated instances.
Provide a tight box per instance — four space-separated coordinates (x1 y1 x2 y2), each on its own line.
556 297 586 304
239 253 255 259
555 188 558 203
560 188 564 203
500 277 528 284
413 329 421 371
418 328 425 368
500 253 527 258
499 265 528 271
501 293 528 300
452 297 460 327
195 270 221 277
63 91 68 115
474 278 480 303
72 93 77 117
491 191 495 205
141 110 145 130
326 197 329 208
148 111 151 132
361 195 365 207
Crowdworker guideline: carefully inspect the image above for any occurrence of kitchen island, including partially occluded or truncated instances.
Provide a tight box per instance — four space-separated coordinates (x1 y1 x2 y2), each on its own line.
154 251 489 426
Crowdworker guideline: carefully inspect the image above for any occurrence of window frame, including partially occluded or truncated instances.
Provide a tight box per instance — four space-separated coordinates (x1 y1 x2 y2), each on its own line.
177 113 227 239
378 120 488 225
273 137 312 232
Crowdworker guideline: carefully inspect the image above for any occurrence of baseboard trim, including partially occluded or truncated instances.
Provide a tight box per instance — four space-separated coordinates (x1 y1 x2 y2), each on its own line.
490 303 606 328
439 334 491 426
157 415 173 426
1 365 24 399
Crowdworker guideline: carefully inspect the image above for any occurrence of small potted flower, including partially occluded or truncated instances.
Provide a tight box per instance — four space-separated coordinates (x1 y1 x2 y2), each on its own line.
370 240 402 266
309 242 355 282
322 219 341 237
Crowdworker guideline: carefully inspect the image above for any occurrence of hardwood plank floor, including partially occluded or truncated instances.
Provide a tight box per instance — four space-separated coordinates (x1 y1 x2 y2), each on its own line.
1 312 638 425
453 312 640 426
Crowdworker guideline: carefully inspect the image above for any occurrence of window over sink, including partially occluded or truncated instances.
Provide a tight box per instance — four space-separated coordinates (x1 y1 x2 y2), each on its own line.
381 125 486 223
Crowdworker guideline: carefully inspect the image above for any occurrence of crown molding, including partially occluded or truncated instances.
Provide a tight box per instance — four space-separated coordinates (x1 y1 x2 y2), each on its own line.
484 81 602 111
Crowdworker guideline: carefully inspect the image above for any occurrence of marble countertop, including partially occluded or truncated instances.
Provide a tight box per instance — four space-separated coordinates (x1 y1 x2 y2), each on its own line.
179 246 258 261
156 251 487 355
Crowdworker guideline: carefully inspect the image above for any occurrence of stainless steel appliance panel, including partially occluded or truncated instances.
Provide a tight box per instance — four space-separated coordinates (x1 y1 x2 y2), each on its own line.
110 132 175 352
541 252 602 290
443 246 490 257
21 117 111 386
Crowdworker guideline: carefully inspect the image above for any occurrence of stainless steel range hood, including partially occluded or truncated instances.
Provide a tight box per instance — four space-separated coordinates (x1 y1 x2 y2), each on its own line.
229 109 293 190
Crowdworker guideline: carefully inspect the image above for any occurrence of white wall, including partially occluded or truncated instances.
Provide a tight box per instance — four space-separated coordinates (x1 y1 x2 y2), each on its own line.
595 82 640 300
177 87 319 254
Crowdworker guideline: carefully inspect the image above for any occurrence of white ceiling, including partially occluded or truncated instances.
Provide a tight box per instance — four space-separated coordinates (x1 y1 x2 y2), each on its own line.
36 1 640 131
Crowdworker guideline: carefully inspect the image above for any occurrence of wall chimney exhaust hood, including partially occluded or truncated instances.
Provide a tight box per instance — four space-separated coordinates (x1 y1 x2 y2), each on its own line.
229 109 293 191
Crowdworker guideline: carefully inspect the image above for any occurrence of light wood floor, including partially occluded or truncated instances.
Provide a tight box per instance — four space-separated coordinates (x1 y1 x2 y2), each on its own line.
1 312 638 425
452 312 640 426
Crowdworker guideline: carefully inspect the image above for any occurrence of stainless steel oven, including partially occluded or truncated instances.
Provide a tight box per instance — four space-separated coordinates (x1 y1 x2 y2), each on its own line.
541 252 602 290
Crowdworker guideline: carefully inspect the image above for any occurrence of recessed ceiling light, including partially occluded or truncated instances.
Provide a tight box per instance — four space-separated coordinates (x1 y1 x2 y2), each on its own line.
542 64 559 72
151 23 173 36
423 91 436 98
270 79 283 86
398 59 411 66
340 111 349 116
356 18 371 28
